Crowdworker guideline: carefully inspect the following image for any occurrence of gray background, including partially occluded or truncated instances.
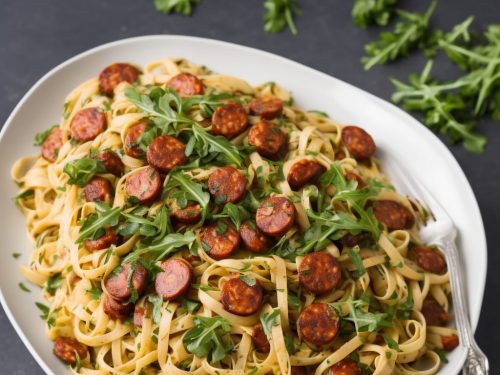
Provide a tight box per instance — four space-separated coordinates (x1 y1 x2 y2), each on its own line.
0 0 498 373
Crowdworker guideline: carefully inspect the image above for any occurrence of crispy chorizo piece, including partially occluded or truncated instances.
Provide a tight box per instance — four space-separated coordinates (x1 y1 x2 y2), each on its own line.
208 166 247 204
97 150 124 176
256 196 296 236
372 200 415 231
251 323 270 352
53 337 88 366
336 150 346 160
291 368 308 375
125 167 162 205
84 228 119 252
41 128 63 162
299 252 342 295
221 275 264 316
212 102 249 139
99 63 140 96
409 246 447 274
421 298 450 326
329 359 362 375
123 121 151 158
171 202 202 224
103 293 133 320
248 121 288 161
134 306 145 327
70 107 107 143
146 135 187 173
200 223 241 260
167 72 205 96
155 259 193 301
69 273 82 284
248 98 283 120
341 232 372 248
105 262 148 302
287 160 326 190
441 335 459 351
341 126 376 160
84 176 113 203
239 220 272 253
345 172 366 189
297 303 340 347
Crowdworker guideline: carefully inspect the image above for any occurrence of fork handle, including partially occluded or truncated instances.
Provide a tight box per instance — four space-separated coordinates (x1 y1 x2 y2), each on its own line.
438 234 489 374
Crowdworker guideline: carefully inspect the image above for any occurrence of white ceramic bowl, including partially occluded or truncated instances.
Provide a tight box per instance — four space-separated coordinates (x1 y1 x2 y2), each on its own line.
0 36 486 374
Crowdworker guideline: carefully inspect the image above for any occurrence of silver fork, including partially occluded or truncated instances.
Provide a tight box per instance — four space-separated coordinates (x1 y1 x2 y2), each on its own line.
383 158 489 375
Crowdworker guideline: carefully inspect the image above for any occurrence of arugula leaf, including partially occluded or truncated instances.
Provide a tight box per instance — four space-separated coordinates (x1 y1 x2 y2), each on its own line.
63 157 107 187
263 0 301 35
211 202 251 229
239 274 256 287
34 125 58 146
45 274 63 295
348 247 366 279
260 309 280 335
12 252 21 259
125 231 196 263
182 91 235 118
19 282 31 292
284 335 299 355
147 295 164 324
119 206 172 240
287 292 302 310
76 202 121 243
87 286 102 301
166 172 210 215
35 302 50 320
191 283 219 292
154 0 200 16
383 334 401 351
331 299 392 333
183 316 233 362
352 0 397 28
182 298 200 314
246 368 258 375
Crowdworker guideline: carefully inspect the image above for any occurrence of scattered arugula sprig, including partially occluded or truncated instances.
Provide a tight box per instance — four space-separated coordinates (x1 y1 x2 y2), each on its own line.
331 298 393 333
154 0 200 16
263 0 301 35
76 202 121 243
63 157 107 187
183 316 233 362
119 206 172 240
34 125 58 146
352 0 397 28
165 171 210 219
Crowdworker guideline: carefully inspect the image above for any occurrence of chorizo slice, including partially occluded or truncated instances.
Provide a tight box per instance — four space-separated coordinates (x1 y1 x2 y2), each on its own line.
329 359 362 375
341 232 372 248
105 262 148 302
291 368 308 375
41 128 63 162
421 298 450 327
248 121 288 161
84 176 113 203
239 220 272 253
53 337 88 366
155 259 193 301
211 102 249 139
248 98 283 120
97 150 124 176
256 196 296 236
221 275 263 316
171 202 202 224
409 246 447 274
200 222 240 260
251 323 270 352
299 252 341 295
208 166 247 204
287 160 326 190
297 303 340 347
441 335 459 351
146 135 187 173
345 172 366 189
70 107 107 143
84 228 119 252
341 126 376 160
372 200 415 231
125 167 162 205
124 121 152 158
103 293 133 320
134 306 146 327
167 72 205 96
99 63 140 96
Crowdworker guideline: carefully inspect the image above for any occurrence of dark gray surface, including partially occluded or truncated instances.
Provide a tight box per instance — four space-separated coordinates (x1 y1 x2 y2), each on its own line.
0 0 498 373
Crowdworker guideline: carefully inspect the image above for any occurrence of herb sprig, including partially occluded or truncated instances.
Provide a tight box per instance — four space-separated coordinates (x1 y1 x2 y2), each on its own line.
183 316 233 362
352 0 397 28
263 0 301 35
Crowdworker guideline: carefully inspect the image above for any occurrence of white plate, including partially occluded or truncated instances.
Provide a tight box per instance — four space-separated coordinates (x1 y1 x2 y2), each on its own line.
0 36 487 375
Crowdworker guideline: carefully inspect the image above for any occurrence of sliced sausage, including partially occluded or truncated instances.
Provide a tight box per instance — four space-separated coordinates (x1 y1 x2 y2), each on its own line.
256 196 296 236
372 200 415 231
84 228 118 251
200 223 240 260
297 303 340 347
105 262 148 302
341 232 372 248
208 166 247 204
171 202 202 224
336 150 346 160
409 246 447 274
124 121 152 158
103 293 133 320
99 63 140 96
212 102 249 139
125 167 162 205
345 172 366 189
251 323 270 352
239 220 272 253
41 128 63 162
248 121 288 161
441 335 459 351
291 368 308 375
53 337 88 366
421 298 450 327
84 176 113 203
287 160 326 190
146 135 187 173
167 72 204 97
97 150 124 176
70 107 107 143
249 98 283 120
329 359 362 375
221 275 263 316
341 126 376 160
134 306 146 327
299 252 341 295
155 259 193 301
